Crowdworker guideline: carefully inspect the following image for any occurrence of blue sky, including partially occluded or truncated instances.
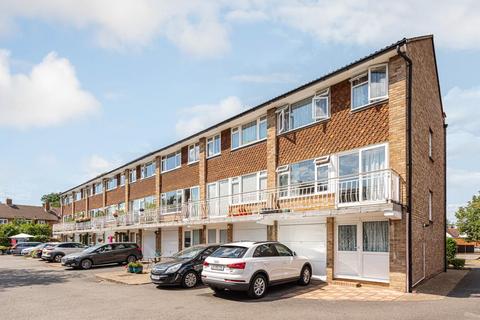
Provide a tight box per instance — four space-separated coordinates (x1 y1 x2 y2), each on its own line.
0 1 479 221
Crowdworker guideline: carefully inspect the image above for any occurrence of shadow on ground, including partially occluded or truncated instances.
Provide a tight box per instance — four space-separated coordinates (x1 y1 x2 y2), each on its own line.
0 268 73 291
448 268 480 298
198 280 327 303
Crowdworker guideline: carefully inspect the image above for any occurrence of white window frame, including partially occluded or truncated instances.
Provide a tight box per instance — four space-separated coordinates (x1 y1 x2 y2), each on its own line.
36 220 46 224
94 182 103 195
428 190 433 221
120 174 125 186
231 115 268 150
429 128 433 159
208 171 267 205
106 177 117 191
277 159 331 198
74 191 82 202
161 151 181 172
142 161 156 179
312 88 330 120
206 134 221 158
276 105 290 134
350 64 388 111
129 168 137 183
188 143 200 164
0 218 8 224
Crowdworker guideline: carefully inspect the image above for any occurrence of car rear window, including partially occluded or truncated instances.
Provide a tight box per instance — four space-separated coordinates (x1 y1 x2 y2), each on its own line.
210 246 248 258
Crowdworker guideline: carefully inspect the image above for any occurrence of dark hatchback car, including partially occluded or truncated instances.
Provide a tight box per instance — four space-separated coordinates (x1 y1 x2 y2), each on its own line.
151 244 219 288
61 242 143 269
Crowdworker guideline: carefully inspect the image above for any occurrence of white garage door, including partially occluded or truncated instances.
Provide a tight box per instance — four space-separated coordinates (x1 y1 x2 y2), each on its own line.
161 229 179 257
278 222 326 280
142 230 156 259
233 223 267 242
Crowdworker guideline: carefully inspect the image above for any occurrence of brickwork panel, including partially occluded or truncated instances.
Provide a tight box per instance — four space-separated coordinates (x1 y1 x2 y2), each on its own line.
278 80 389 165
89 195 103 209
106 186 126 206
206 129 267 183
162 146 199 192
129 177 156 200
73 200 85 212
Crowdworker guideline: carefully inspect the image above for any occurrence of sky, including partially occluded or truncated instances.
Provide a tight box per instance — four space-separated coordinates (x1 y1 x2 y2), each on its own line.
0 0 479 221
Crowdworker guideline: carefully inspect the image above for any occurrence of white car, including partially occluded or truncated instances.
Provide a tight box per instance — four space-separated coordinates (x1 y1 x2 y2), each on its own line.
201 241 312 299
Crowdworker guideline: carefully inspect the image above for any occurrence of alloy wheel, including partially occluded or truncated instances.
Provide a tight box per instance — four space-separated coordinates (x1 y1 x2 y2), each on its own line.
82 259 92 269
54 255 63 263
184 272 197 288
253 277 266 296
303 268 311 283
127 255 136 263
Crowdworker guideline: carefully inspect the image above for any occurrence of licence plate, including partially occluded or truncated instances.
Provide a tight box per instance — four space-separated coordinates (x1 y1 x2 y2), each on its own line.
211 264 224 271
151 275 161 280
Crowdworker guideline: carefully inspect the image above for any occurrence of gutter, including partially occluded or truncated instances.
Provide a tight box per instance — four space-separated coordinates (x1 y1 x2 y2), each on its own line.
444 122 448 272
396 44 413 293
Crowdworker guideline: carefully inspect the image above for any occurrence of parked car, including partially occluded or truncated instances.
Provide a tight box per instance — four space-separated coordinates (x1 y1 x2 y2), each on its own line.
30 243 59 258
10 242 42 255
21 244 42 256
150 244 220 288
202 241 312 299
61 242 143 269
41 242 88 262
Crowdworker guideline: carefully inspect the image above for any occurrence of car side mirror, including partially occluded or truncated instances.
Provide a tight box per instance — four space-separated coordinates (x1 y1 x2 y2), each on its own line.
293 251 297 256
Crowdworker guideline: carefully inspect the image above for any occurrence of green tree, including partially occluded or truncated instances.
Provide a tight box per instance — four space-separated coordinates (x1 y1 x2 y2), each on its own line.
41 192 61 208
455 192 480 242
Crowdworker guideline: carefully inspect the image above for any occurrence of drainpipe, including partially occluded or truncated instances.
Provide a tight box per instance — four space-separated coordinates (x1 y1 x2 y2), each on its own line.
397 43 413 293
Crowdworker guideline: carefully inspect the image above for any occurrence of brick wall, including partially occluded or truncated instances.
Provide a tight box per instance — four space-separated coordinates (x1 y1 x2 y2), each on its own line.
407 38 446 286
206 129 267 183
105 186 126 206
89 194 103 209
129 177 156 200
161 146 199 192
73 200 85 212
277 80 389 166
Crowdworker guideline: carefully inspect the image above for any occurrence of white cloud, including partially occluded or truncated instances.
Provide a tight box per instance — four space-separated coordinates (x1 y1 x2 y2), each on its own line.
83 154 120 178
175 96 246 137
444 85 480 220
231 73 297 84
0 50 100 129
1 0 480 57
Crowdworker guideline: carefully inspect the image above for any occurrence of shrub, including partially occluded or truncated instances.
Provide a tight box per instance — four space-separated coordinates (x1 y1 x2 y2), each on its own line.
450 258 466 269
446 237 457 262
127 261 143 268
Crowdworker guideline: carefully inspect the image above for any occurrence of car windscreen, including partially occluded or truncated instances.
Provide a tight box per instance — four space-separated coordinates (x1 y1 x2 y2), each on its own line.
210 246 248 258
83 244 104 253
172 246 205 259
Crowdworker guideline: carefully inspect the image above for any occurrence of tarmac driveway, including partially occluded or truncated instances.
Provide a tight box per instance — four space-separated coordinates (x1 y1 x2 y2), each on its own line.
1 255 480 320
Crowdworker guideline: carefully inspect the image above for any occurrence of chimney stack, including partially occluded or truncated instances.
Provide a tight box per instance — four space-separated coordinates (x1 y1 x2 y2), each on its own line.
43 201 51 211
5 198 12 206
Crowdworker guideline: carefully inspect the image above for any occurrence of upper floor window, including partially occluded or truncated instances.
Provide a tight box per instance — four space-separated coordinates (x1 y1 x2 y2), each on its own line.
37 220 46 224
74 191 82 202
93 182 103 195
428 191 433 221
162 151 181 172
207 134 221 158
351 64 388 111
106 177 117 191
129 168 137 183
142 161 156 178
277 158 329 197
231 116 267 149
188 143 199 164
277 90 330 134
120 174 125 186
429 128 433 159
0 218 8 224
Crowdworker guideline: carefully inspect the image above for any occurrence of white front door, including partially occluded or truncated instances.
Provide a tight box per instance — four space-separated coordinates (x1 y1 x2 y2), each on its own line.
161 229 179 257
142 230 156 259
335 220 389 282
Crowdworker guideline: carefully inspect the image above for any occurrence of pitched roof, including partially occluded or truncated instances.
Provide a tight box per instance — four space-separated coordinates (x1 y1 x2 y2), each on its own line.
0 203 59 221
447 228 460 238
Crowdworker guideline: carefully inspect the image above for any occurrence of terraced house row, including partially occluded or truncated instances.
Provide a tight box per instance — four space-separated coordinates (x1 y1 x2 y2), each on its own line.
54 35 446 293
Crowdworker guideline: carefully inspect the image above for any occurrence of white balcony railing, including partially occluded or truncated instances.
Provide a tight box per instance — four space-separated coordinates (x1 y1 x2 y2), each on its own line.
53 169 403 234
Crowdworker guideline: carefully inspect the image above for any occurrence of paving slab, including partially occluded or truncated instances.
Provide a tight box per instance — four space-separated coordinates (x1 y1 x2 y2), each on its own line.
95 271 151 285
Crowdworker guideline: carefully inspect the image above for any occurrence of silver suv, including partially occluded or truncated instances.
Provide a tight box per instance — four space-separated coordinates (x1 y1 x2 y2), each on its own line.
41 242 88 262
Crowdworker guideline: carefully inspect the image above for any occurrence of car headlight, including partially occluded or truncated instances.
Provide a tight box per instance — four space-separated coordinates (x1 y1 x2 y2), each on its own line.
165 263 182 274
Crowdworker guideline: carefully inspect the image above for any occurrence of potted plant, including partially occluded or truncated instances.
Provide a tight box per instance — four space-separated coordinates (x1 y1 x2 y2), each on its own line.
127 261 143 274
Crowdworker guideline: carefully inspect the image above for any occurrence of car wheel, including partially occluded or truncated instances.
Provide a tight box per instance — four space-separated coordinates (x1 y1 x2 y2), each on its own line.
248 274 268 299
126 255 137 263
182 271 198 288
53 254 64 263
298 265 311 286
81 259 93 270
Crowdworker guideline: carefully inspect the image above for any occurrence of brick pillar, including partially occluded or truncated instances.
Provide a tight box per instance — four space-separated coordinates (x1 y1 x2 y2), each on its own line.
178 226 183 251
85 187 89 217
92 233 96 245
266 108 277 190
198 138 207 203
155 156 161 208
102 179 107 208
326 217 335 283
71 193 74 215
137 229 143 248
201 225 207 244
389 216 408 292
227 223 233 242
267 221 278 241
155 228 162 255
124 169 130 212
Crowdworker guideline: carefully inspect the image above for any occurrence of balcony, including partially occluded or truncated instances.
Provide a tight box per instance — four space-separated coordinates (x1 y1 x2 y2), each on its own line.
53 169 403 234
